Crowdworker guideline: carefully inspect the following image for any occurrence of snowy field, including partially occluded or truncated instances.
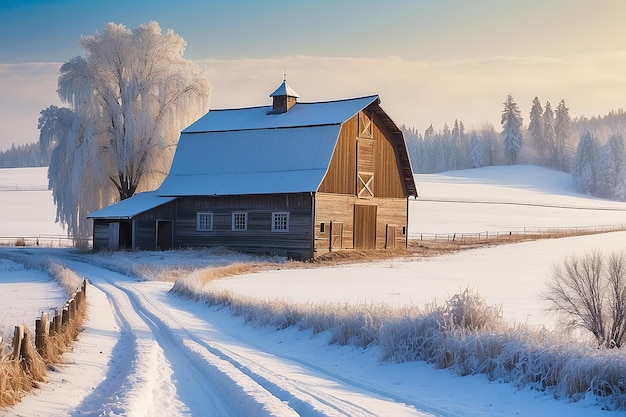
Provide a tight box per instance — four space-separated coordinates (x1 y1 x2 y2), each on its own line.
1 165 626 416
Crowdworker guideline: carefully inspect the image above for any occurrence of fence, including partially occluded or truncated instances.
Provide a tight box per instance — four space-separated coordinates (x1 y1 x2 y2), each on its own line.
0 234 75 248
409 224 626 242
9 279 87 370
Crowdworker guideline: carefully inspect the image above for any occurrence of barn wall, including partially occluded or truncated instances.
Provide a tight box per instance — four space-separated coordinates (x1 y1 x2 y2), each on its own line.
318 115 357 194
93 220 111 251
175 193 314 260
371 111 408 198
314 193 407 257
318 109 407 199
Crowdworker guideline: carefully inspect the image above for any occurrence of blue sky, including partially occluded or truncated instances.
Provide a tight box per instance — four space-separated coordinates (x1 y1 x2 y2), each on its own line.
1 0 626 150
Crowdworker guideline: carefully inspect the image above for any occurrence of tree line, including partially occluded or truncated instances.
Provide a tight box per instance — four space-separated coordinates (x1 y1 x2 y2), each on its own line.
404 95 626 201
0 142 47 168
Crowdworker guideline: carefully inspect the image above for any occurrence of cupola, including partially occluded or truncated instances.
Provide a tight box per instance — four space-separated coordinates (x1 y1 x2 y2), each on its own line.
269 79 299 114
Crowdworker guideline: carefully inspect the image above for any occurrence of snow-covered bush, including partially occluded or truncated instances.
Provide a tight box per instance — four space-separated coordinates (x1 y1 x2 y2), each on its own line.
171 280 626 409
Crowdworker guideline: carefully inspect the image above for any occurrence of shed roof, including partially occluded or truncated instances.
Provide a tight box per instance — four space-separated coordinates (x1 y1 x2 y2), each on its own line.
86 192 175 219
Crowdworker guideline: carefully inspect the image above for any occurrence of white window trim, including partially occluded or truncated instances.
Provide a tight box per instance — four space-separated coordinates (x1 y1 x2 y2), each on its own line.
232 211 248 231
197 212 213 231
272 211 290 232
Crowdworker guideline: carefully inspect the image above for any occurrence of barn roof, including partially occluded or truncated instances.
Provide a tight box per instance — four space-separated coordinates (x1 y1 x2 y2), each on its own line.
158 95 392 197
182 95 378 133
88 92 417 219
86 192 175 219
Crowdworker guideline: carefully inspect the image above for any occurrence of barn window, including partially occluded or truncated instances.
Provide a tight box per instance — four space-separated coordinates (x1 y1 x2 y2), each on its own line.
232 212 248 231
272 212 289 232
197 212 213 231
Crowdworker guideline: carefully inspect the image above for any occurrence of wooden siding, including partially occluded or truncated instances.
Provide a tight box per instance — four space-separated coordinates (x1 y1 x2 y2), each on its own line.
371 109 407 198
318 114 357 194
318 108 407 199
314 193 407 256
175 193 314 260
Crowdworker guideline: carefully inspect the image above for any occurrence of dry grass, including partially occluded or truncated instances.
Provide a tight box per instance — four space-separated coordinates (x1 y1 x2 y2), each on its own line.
0 287 87 409
172 228 615 283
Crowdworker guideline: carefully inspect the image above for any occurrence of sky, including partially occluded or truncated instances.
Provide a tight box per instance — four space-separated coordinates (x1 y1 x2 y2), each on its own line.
1 0 626 151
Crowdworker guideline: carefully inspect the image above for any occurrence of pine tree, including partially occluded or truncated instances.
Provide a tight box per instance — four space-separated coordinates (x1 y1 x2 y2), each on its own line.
501 94 523 165
468 132 483 168
528 97 544 157
554 99 573 172
572 131 598 195
543 101 557 168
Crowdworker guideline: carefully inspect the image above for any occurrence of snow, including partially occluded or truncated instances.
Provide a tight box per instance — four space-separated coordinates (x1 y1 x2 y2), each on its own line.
0 167 67 239
1 165 626 416
158 126 339 196
182 95 378 133
86 192 176 219
270 80 300 98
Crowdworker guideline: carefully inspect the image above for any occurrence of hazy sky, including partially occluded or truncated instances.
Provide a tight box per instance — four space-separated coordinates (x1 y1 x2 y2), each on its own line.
1 0 625 150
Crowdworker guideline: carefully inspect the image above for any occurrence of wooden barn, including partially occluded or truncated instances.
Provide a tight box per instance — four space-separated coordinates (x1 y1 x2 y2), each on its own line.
88 81 417 259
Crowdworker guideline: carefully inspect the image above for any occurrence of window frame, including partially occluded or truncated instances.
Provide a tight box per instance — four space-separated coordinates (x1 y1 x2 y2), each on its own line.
271 211 290 233
196 212 213 232
231 211 248 231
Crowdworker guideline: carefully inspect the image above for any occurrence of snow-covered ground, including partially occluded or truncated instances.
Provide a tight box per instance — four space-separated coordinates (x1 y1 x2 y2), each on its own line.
1 165 626 416
0 167 67 244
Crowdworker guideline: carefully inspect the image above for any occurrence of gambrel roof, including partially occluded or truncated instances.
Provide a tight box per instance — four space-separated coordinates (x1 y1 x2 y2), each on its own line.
157 95 417 197
88 94 417 220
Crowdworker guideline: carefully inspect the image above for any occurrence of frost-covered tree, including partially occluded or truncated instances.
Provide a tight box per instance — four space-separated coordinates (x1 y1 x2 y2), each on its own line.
596 133 625 199
39 22 211 241
528 96 544 156
479 123 499 166
543 101 557 168
468 132 483 168
571 131 599 194
501 94 523 165
554 99 572 172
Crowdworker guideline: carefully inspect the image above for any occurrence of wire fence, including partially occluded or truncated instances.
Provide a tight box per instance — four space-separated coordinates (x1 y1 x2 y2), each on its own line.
408 224 626 242
0 234 75 248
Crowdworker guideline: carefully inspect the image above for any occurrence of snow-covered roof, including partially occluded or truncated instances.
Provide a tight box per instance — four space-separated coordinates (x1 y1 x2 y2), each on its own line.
182 95 379 133
160 95 381 197
86 192 176 219
269 80 300 98
157 125 341 196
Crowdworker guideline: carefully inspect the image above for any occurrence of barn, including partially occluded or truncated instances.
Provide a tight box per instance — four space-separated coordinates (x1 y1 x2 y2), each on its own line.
88 80 417 259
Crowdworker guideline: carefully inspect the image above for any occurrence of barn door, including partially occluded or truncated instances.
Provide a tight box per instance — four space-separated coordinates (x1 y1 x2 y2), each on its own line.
157 220 173 250
329 221 343 251
354 205 377 250
108 222 120 250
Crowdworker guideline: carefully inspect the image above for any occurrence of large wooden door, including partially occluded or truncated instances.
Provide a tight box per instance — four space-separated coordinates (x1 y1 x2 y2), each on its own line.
354 205 377 250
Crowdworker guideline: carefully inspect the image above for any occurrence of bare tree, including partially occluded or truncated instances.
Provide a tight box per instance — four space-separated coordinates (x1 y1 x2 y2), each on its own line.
545 251 626 348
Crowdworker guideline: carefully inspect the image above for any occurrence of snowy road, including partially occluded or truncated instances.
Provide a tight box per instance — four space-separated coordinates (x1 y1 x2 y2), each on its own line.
40 256 429 417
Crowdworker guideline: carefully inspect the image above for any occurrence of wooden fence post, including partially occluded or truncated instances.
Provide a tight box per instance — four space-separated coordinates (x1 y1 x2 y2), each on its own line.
69 298 76 321
35 311 49 355
11 325 24 360
62 305 69 327
51 309 61 335
82 279 87 301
